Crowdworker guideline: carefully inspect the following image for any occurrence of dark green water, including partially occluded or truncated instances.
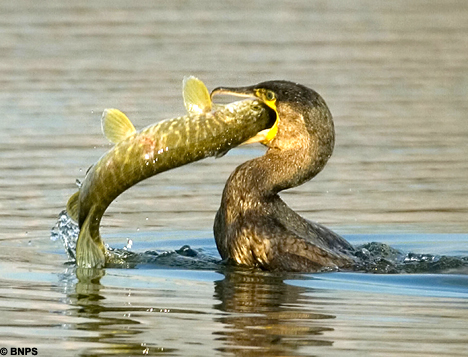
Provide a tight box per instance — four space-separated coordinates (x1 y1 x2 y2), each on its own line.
1 0 467 356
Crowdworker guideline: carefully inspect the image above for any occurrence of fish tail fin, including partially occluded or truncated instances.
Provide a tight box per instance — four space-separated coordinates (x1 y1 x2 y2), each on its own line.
75 210 107 268
182 76 212 114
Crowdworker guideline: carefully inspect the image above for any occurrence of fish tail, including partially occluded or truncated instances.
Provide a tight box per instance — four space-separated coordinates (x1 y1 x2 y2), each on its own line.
66 192 106 268
75 210 107 268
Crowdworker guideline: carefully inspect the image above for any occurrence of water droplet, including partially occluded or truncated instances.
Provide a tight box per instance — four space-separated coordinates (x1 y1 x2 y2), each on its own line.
125 238 133 250
50 210 80 261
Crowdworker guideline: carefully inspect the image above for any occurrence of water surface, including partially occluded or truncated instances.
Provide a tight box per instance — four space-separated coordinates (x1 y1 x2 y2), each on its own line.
1 0 467 356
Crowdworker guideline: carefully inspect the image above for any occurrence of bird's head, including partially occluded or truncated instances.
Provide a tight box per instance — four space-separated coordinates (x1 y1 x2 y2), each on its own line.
211 80 334 151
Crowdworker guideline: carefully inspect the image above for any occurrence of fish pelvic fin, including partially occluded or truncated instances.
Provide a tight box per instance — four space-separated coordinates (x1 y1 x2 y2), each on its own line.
101 108 137 144
75 210 107 268
182 76 212 114
241 116 279 146
66 191 80 222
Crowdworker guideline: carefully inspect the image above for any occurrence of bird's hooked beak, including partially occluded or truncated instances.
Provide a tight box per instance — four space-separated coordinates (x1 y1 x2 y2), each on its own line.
211 86 279 145
211 86 257 99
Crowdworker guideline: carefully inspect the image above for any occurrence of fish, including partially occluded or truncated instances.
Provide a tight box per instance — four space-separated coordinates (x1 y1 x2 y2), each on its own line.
66 77 273 268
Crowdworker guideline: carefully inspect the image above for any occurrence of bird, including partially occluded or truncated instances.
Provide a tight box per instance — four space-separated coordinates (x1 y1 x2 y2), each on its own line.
211 80 356 272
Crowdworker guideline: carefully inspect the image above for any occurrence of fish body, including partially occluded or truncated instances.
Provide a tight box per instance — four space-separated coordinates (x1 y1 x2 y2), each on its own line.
67 77 272 268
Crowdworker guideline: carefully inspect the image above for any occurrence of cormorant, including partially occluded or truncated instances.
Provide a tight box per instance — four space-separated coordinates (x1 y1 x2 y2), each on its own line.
211 81 355 272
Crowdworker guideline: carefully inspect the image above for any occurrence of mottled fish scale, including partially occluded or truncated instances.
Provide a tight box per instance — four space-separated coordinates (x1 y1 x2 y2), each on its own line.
73 99 271 268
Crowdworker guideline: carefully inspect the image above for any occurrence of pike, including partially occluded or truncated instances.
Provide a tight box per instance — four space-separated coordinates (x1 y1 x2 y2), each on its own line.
66 77 273 268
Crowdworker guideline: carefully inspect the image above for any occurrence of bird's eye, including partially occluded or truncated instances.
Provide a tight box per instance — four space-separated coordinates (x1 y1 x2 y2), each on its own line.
265 90 276 101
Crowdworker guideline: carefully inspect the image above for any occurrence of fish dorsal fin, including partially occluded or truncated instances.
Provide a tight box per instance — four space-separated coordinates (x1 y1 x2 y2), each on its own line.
101 108 136 144
66 191 80 222
183 76 212 114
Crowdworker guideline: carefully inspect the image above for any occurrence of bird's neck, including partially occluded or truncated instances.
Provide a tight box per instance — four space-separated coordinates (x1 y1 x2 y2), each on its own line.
222 127 334 207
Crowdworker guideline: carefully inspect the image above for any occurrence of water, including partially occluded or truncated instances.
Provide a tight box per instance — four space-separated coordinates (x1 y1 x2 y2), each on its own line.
1 0 468 356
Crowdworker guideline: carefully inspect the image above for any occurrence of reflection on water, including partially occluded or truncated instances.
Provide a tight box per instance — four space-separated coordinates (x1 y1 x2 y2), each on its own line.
64 268 336 357
68 269 178 356
50 263 468 356
213 270 334 356
65 268 337 356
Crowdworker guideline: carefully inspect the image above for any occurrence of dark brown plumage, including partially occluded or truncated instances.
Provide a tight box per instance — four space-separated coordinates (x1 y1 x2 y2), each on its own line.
211 81 355 272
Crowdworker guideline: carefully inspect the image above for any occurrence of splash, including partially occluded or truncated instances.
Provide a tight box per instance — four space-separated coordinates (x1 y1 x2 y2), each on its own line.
51 211 467 273
51 210 79 262
352 242 468 274
51 210 220 269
